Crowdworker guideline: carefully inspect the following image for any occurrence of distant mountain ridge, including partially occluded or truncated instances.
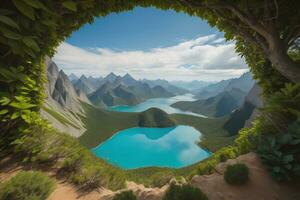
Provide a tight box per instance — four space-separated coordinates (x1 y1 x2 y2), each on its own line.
142 79 188 95
195 72 254 99
74 75 96 95
171 72 255 118
71 73 178 107
172 88 247 117
170 80 211 91
224 84 263 135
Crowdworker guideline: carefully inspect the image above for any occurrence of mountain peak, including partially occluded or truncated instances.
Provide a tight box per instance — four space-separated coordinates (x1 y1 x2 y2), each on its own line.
103 72 118 82
121 73 136 85
58 69 68 78
68 73 78 81
107 72 117 77
124 73 133 78
80 74 88 80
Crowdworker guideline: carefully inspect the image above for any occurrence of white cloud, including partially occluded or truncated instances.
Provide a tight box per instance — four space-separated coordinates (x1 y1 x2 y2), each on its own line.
53 34 248 81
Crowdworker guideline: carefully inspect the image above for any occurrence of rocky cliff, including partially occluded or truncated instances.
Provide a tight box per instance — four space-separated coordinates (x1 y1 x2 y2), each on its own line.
224 83 263 135
41 58 90 137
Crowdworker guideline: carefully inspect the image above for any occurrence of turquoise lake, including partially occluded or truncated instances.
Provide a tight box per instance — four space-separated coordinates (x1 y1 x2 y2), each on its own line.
110 94 207 118
92 126 211 169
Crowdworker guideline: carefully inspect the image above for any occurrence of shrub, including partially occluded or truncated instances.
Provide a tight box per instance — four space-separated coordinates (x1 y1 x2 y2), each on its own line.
235 120 262 154
150 172 174 187
0 171 55 200
113 190 136 200
162 183 208 200
224 163 249 185
257 119 300 181
11 119 126 190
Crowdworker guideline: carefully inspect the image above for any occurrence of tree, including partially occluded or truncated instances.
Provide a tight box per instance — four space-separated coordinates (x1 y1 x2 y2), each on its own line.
179 0 300 83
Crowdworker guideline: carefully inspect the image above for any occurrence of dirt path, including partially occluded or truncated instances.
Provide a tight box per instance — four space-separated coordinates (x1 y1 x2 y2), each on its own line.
1 153 300 200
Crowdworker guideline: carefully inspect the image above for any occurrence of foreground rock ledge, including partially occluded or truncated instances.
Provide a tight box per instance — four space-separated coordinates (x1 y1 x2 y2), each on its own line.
190 153 300 200
1 153 300 200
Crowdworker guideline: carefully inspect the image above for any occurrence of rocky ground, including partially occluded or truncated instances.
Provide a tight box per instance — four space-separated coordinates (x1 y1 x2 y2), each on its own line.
1 153 300 200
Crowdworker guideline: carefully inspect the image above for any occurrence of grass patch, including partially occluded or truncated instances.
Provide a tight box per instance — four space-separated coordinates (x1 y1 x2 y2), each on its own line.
76 103 236 187
80 103 234 152
42 106 80 129
171 114 235 152
79 102 139 148
0 171 55 200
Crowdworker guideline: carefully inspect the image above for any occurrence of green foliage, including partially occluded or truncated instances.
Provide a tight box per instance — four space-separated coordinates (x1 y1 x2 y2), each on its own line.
162 183 208 200
193 119 264 177
195 145 238 175
149 172 174 187
11 112 126 190
42 106 80 129
0 171 55 200
263 83 300 128
235 120 263 154
257 119 300 181
0 0 299 191
224 163 249 185
113 191 136 200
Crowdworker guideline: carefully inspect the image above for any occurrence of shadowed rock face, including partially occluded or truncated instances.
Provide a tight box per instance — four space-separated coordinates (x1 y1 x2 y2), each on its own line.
45 57 59 96
88 82 140 106
152 85 174 98
74 75 96 95
105 72 119 82
122 73 137 86
42 58 90 137
224 83 263 135
52 70 79 109
45 59 90 111
245 84 263 108
224 72 254 93
114 85 139 104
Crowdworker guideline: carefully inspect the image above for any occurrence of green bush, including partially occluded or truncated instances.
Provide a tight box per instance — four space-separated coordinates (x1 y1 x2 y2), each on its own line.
162 183 208 200
113 190 136 200
0 171 55 200
224 163 249 185
12 117 126 190
257 119 300 181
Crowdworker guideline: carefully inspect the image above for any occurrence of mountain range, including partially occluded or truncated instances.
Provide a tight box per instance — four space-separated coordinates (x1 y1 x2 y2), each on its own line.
171 72 255 117
42 58 260 140
170 80 212 91
193 72 254 99
42 59 187 137
70 72 186 107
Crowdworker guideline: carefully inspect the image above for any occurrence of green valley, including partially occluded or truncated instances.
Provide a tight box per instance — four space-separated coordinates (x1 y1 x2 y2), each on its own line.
79 102 233 152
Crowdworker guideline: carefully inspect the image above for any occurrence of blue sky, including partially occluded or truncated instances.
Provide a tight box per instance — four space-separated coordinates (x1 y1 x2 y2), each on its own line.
66 7 221 50
54 7 248 81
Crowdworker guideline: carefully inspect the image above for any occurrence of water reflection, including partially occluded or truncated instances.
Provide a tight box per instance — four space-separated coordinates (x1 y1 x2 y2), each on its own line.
110 94 207 118
92 125 211 169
